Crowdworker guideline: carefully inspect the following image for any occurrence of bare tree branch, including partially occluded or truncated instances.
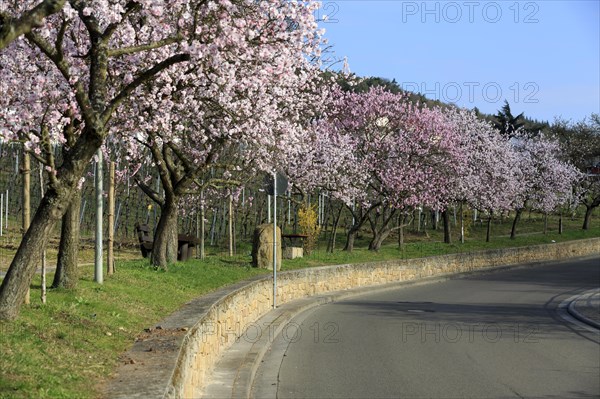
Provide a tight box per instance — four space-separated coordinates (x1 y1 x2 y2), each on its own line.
0 0 66 50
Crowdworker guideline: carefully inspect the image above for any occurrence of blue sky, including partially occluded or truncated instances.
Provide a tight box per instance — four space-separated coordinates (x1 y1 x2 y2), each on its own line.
318 0 600 123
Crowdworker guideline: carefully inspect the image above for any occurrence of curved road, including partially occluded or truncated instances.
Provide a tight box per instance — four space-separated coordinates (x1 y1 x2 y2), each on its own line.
253 257 600 399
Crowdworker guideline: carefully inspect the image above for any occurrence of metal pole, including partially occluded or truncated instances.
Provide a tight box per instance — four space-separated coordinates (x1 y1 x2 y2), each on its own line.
200 189 205 260
154 175 160 233
94 149 103 284
287 190 291 225
273 171 277 309
267 195 271 223
228 194 233 257
318 192 322 225
5 189 8 229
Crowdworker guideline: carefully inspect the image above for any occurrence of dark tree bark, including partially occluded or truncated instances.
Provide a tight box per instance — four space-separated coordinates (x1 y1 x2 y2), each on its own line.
343 226 358 252
368 228 392 251
368 206 396 252
442 210 451 244
510 208 523 239
52 190 82 289
559 213 563 234
343 202 380 252
136 163 178 268
398 214 405 250
327 203 343 253
583 205 595 230
0 0 66 50
580 179 600 230
0 160 91 320
486 215 492 243
152 194 179 267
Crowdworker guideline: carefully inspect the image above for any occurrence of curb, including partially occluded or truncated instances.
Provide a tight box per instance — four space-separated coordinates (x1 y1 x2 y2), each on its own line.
567 289 600 330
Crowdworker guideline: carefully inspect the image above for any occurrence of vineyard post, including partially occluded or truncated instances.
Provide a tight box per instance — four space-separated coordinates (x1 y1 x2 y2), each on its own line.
107 162 115 275
94 149 103 284
272 171 277 309
22 146 31 305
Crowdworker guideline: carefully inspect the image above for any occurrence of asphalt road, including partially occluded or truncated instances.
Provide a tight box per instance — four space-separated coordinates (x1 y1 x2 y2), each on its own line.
252 257 600 399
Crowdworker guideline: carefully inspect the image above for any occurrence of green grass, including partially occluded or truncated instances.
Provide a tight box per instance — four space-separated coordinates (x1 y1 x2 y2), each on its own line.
0 212 598 398
0 258 267 399
283 225 600 270
283 212 600 269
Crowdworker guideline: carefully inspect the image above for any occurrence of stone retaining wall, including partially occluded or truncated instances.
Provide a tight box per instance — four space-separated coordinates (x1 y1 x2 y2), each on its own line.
105 238 600 398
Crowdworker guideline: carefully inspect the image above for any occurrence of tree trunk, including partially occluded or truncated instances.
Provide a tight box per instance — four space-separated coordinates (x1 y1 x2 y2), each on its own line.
486 215 492 243
152 194 179 268
343 227 358 252
342 203 380 252
459 203 465 244
343 208 362 253
398 219 404 250
52 190 82 289
559 213 563 235
1 125 102 320
327 204 343 253
368 208 396 252
368 228 392 251
0 189 70 320
583 206 594 230
510 208 523 239
442 210 451 244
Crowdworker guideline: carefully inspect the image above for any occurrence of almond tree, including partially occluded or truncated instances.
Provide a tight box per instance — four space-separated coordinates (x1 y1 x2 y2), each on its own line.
0 0 263 320
509 135 581 238
112 0 326 267
550 115 600 230
444 107 523 242
315 87 465 252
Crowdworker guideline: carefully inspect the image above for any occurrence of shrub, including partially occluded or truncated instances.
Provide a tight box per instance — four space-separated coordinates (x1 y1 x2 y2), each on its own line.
298 202 321 255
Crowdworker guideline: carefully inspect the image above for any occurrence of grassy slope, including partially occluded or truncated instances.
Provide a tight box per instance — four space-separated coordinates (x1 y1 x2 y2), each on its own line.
0 260 267 399
0 215 598 398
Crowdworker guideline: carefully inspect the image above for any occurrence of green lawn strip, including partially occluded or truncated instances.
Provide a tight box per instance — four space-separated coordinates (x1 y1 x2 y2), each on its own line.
283 226 600 270
0 222 598 399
